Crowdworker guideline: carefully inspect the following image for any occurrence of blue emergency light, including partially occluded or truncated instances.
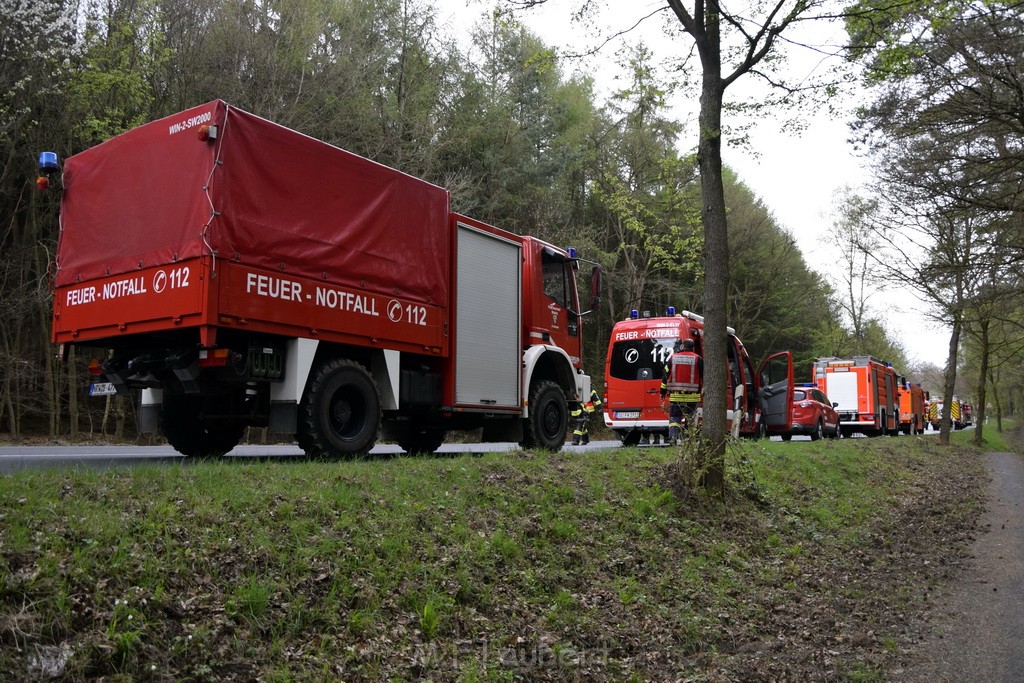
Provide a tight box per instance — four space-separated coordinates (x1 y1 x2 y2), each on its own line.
38 152 59 173
567 247 577 259
630 309 639 319
666 306 676 316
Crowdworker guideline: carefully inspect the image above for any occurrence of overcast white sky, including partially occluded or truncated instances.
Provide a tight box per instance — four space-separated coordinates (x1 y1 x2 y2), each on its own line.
439 1 951 368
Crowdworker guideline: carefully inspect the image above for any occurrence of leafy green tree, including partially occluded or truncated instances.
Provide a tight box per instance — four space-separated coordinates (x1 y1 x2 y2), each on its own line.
845 0 1024 442
0 0 82 437
591 45 702 319
442 12 590 235
67 0 166 143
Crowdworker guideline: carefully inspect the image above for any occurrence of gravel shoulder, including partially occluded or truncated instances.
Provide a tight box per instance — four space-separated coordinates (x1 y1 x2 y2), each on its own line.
894 442 1024 681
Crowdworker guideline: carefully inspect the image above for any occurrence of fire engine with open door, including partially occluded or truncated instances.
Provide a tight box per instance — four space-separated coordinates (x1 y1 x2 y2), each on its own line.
812 356 900 437
602 309 788 444
44 101 601 458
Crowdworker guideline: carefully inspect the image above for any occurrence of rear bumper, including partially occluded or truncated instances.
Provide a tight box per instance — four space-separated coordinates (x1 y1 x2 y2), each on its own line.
786 422 818 435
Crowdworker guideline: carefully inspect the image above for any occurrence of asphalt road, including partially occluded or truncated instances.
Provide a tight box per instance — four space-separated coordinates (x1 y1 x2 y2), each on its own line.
0 440 626 473
0 427 955 473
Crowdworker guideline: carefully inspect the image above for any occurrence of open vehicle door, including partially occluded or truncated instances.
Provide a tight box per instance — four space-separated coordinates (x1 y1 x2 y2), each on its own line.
757 351 794 434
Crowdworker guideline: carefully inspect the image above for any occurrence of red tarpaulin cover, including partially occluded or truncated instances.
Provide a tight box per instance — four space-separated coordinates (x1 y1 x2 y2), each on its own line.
56 101 451 306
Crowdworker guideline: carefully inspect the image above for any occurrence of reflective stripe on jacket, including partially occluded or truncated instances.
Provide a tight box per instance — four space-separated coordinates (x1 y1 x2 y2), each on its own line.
665 352 701 393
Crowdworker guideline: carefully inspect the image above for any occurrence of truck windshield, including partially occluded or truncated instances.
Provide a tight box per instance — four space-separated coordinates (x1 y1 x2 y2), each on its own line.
608 338 674 381
542 261 568 308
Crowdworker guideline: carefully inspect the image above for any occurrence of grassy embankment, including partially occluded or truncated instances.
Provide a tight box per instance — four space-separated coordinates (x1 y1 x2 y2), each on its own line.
0 426 1010 681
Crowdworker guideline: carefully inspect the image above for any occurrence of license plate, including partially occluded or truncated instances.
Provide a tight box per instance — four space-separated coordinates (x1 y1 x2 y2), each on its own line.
89 382 117 397
615 411 640 419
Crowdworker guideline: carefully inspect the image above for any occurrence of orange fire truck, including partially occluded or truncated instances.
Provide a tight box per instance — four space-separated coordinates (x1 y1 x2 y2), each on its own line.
812 356 900 437
602 308 792 444
897 376 927 435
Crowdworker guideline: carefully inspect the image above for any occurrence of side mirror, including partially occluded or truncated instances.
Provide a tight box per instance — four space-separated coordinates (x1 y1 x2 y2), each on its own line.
832 402 839 408
573 265 603 317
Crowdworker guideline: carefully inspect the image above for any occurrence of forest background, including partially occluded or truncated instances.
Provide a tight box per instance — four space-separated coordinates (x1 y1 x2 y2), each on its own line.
1 0 1020 439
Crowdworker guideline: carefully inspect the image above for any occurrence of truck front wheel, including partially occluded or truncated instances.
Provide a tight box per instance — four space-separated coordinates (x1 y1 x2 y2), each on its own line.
299 359 380 458
160 395 245 458
520 380 568 451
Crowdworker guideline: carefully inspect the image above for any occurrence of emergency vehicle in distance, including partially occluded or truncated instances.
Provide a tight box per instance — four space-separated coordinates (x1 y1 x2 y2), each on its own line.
897 376 928 435
45 101 601 458
602 308 793 444
929 396 964 431
961 402 974 427
812 356 900 437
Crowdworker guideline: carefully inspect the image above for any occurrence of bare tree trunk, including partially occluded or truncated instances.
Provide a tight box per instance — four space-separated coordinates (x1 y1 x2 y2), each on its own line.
972 319 989 446
1 368 14 437
939 319 961 446
0 325 12 436
101 395 112 436
115 393 126 438
696 17 728 494
10 319 23 439
988 366 1002 433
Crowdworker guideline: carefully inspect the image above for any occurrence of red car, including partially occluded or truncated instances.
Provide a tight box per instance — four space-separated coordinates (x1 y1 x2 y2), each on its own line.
780 384 840 441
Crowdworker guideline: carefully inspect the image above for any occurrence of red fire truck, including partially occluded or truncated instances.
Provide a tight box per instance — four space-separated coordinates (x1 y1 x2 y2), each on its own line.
602 309 792 444
45 101 600 457
812 356 900 437
961 402 974 427
897 377 927 435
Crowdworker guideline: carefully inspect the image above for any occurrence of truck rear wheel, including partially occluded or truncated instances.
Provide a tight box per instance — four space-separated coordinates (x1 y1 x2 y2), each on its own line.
160 395 245 458
298 359 380 458
520 380 567 451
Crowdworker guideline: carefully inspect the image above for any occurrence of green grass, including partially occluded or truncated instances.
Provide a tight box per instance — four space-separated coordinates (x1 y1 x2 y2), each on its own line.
950 418 1016 451
0 431 998 680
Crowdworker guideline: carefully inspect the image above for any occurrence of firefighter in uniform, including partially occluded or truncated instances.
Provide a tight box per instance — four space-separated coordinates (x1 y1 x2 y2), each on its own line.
570 389 603 445
661 338 703 445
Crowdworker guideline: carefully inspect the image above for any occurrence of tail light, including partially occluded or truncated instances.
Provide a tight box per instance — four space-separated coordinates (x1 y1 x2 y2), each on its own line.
88 359 105 376
198 347 232 367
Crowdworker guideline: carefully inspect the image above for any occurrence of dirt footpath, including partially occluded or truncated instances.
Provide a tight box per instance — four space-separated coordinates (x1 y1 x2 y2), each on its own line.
895 449 1024 682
